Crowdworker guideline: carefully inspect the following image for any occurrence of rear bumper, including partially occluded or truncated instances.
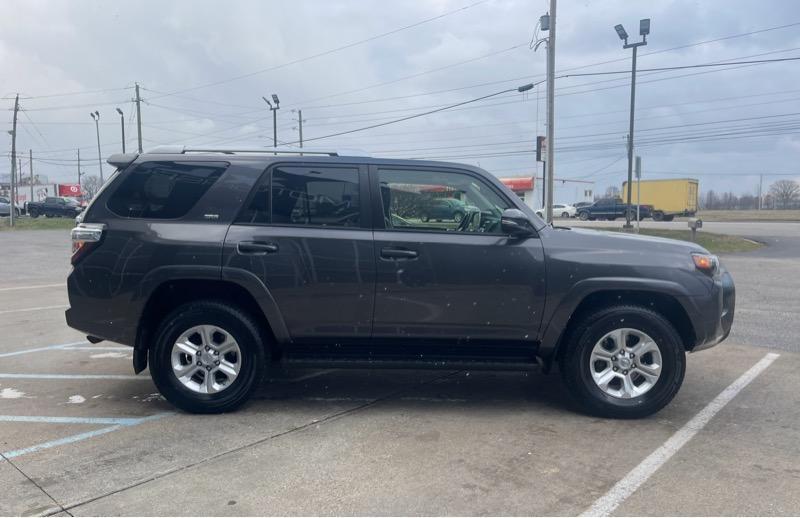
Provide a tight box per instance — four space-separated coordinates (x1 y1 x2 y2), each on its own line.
65 271 139 346
691 269 735 351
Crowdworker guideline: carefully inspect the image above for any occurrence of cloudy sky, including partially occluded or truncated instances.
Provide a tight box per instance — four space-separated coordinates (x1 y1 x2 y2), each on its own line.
2 0 800 202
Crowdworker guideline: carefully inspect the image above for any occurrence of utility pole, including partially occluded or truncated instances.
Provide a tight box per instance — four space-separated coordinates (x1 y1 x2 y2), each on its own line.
758 174 763 210
90 111 103 183
635 155 642 233
297 110 304 148
614 18 650 228
135 82 143 153
29 149 33 208
545 0 557 223
116 107 126 153
9 94 19 227
77 149 82 192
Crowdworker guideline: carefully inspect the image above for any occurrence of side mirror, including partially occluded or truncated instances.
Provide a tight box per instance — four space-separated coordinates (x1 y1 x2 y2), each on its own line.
501 208 536 237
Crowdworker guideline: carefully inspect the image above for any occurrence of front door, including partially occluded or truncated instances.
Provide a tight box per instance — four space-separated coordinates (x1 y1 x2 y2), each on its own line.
370 166 546 345
223 163 374 341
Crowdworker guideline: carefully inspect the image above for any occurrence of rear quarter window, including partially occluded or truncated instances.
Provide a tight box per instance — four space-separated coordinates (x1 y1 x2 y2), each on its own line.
106 161 227 219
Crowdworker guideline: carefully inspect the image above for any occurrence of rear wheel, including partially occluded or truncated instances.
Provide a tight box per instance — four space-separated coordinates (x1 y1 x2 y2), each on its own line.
561 211 570 218
421 215 430 222
559 305 685 418
652 211 664 222
149 301 266 413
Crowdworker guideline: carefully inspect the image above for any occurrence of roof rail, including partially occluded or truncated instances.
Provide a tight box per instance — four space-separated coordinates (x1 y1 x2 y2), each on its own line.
145 145 338 156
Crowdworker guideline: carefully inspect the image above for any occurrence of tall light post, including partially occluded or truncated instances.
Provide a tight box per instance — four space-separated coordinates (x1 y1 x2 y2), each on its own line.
115 107 126 153
90 111 104 183
262 94 280 149
615 18 649 228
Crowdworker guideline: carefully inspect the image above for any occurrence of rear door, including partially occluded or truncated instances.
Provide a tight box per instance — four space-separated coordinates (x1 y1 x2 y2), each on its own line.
369 165 546 345
223 163 375 341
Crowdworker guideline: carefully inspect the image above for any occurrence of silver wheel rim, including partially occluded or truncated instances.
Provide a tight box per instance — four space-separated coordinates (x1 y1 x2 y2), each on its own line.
171 325 242 394
589 328 662 399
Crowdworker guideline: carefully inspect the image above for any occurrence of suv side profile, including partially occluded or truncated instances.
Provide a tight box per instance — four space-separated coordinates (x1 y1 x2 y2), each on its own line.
67 147 734 418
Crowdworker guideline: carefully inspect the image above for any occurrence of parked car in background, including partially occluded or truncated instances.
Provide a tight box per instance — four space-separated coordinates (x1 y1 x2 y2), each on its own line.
421 197 472 223
535 203 577 219
28 196 84 218
622 178 699 221
0 196 22 217
66 146 734 418
577 197 653 221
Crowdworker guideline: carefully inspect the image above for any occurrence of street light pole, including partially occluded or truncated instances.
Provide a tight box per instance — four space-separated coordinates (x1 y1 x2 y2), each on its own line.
615 18 649 229
262 94 280 150
90 111 104 183
116 108 125 153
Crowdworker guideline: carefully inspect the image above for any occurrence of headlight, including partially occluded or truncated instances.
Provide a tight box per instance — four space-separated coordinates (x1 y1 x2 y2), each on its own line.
692 253 719 275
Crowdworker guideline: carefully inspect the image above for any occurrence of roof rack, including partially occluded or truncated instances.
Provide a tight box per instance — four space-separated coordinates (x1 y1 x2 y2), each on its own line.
145 145 338 156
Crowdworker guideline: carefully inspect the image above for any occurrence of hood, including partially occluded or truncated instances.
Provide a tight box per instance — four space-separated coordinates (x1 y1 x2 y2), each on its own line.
566 227 708 253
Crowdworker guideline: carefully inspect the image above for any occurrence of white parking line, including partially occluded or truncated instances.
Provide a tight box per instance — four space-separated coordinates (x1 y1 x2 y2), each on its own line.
0 283 64 292
0 304 68 315
0 413 171 460
0 341 87 358
0 373 145 380
581 352 780 517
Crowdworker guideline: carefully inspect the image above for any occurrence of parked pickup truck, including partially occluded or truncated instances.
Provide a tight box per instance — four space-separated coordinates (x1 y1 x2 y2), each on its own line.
577 197 653 221
28 197 83 218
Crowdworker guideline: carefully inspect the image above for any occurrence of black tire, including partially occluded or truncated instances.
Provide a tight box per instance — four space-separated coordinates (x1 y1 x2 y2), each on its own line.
559 305 686 419
578 211 589 221
453 211 464 223
29 210 38 218
561 211 570 218
652 211 664 222
421 215 430 222
148 300 267 414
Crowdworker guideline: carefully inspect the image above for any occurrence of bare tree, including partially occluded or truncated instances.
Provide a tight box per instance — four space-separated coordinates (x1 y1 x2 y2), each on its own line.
769 180 800 209
82 175 102 199
604 186 620 198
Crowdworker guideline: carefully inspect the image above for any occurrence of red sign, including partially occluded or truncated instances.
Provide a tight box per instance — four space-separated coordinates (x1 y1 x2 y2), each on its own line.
500 177 534 191
58 183 82 197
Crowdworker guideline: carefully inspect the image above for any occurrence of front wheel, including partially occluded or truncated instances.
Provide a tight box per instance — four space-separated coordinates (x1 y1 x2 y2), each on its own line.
560 305 686 419
421 215 430 223
29 210 39 218
149 301 266 414
578 211 589 221
453 211 464 223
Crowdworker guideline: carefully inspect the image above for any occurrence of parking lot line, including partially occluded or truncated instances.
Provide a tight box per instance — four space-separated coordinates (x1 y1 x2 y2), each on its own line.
0 373 145 380
0 304 68 315
581 352 780 517
0 283 64 292
0 413 172 460
0 341 87 358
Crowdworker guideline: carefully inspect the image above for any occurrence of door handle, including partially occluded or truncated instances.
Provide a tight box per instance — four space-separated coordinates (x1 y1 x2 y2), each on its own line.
380 247 418 260
237 241 279 255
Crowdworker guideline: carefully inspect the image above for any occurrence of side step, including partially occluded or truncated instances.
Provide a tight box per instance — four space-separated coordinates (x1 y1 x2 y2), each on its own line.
282 357 544 372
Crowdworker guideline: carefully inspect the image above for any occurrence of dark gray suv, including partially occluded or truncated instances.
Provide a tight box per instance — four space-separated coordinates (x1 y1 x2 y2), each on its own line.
66 147 734 418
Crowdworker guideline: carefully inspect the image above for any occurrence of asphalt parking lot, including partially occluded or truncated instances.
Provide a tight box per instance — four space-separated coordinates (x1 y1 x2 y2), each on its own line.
2 226 799 516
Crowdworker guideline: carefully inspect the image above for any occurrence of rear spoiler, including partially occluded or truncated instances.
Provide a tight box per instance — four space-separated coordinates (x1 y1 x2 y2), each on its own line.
107 153 138 169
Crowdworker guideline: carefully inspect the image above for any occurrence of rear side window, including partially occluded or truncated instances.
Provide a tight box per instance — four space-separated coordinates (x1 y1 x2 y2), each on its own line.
106 161 227 219
238 165 361 227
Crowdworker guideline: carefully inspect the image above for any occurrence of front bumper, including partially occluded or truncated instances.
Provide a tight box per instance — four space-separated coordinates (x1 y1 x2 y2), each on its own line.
692 269 735 351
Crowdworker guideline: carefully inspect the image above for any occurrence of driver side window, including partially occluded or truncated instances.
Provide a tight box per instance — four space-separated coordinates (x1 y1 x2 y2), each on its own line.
378 168 512 234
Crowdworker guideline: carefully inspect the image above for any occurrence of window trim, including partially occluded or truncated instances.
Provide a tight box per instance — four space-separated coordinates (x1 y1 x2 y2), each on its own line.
233 162 371 231
104 159 230 220
369 164 517 236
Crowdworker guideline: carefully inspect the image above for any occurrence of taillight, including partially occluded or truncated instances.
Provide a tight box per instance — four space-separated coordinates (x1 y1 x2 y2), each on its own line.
71 224 105 266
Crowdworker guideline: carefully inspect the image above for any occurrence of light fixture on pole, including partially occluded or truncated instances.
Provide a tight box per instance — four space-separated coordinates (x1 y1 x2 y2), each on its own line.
89 111 104 183
115 107 126 153
262 94 280 149
615 18 649 229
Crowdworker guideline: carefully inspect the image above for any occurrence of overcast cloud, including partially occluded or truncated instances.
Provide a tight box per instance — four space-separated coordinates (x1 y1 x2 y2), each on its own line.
2 0 800 201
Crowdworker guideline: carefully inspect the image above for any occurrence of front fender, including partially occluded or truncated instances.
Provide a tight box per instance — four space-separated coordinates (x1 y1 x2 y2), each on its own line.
538 277 698 361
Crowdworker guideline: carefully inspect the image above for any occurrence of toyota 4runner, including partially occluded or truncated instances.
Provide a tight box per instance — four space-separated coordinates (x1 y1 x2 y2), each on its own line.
66 147 735 418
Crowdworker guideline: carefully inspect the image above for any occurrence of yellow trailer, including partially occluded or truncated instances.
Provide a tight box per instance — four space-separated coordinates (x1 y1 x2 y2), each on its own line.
622 178 699 221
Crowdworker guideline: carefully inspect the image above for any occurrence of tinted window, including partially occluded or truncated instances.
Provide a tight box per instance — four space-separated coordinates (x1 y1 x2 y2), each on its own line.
107 161 226 219
270 166 361 227
378 168 512 233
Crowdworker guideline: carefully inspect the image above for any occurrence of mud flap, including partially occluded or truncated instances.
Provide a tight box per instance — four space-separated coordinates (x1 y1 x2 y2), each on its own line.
133 348 148 374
